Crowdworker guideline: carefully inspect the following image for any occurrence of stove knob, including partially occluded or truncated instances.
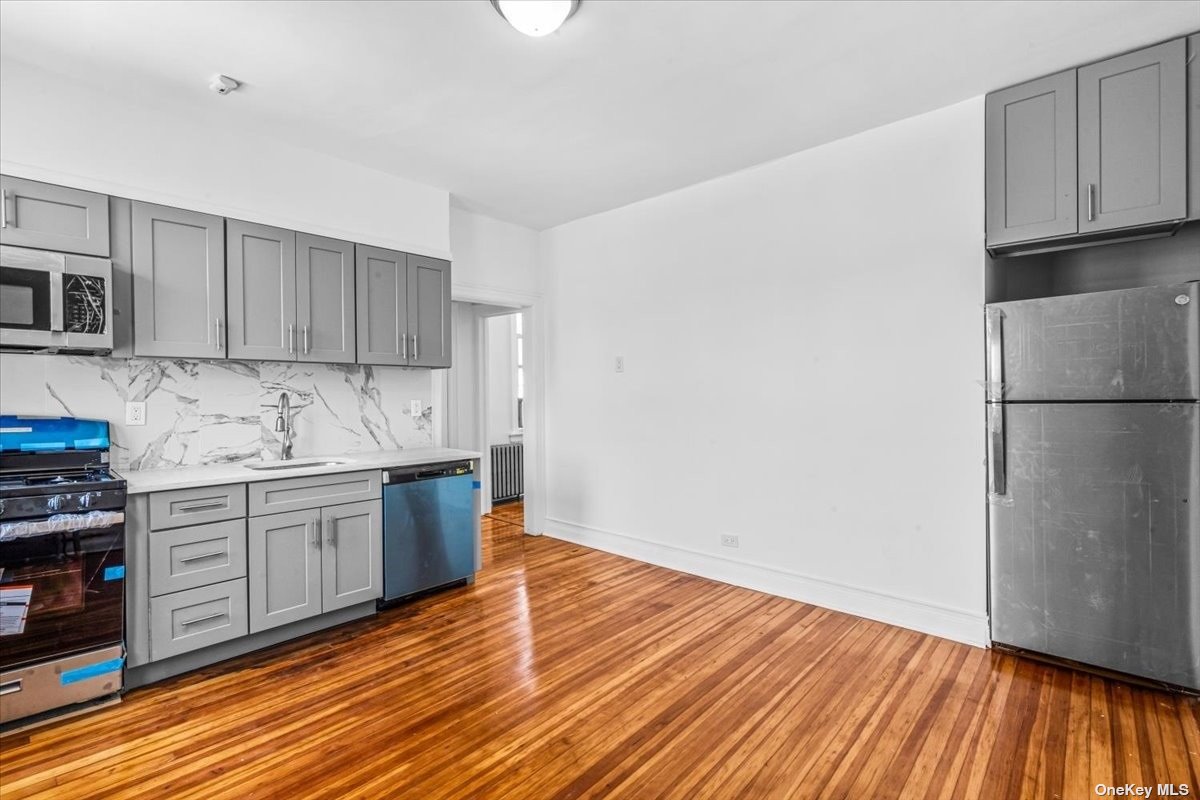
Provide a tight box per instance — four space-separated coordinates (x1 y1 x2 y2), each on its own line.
47 494 63 512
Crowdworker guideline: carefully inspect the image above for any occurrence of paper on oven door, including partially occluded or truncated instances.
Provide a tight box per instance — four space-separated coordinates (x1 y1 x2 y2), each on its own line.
0 510 124 542
0 584 33 636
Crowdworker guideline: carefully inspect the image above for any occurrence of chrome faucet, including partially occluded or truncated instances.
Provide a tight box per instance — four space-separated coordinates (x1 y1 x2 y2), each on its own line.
261 392 295 460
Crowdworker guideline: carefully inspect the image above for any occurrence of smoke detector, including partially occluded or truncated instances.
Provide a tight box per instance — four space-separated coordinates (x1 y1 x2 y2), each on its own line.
209 75 240 95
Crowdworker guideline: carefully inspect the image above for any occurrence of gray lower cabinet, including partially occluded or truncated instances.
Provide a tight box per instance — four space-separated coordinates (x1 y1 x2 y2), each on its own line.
132 201 226 358
0 175 110 256
149 518 248 597
985 70 1077 248
149 578 249 661
1078 37 1187 232
227 219 297 361
248 509 323 632
321 500 383 612
249 499 382 632
407 255 451 368
297 233 356 364
355 245 409 365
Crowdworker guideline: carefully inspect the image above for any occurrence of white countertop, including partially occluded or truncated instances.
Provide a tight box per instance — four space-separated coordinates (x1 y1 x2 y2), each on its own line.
118 448 482 494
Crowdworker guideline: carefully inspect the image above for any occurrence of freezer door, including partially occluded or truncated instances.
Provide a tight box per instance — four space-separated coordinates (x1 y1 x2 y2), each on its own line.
986 282 1199 402
990 402 1200 689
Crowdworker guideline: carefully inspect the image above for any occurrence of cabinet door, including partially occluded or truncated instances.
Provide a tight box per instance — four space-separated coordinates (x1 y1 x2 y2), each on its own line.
355 245 409 366
132 201 226 358
297 233 355 364
248 509 322 632
1188 34 1199 221
406 255 451 368
321 499 382 612
984 70 1077 247
0 175 110 256
227 220 297 361
1078 38 1186 232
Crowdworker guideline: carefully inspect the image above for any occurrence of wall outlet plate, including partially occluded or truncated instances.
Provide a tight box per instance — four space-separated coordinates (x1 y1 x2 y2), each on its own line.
125 401 147 426
615 356 625 373
411 400 423 418
721 534 739 548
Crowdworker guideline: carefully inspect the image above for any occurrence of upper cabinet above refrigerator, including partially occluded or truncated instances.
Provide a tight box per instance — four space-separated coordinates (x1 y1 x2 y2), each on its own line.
0 175 110 257
985 36 1190 256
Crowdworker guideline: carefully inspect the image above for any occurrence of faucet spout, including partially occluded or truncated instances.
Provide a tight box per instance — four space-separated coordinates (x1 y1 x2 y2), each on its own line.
262 392 295 460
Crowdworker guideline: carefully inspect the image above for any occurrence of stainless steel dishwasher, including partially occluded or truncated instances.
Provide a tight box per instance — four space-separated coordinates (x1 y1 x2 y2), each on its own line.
380 461 476 605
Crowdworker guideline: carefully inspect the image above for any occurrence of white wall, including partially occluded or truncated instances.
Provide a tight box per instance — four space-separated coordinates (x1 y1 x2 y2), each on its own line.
485 314 517 446
539 97 988 645
449 206 540 301
0 58 449 257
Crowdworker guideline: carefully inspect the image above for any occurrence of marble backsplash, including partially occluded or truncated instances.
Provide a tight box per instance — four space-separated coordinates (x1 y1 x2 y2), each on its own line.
0 354 433 471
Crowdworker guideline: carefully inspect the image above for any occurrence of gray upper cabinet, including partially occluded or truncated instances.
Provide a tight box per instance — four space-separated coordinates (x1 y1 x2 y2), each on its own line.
355 245 409 366
1188 34 1199 222
320 500 382 612
297 233 356 364
132 202 226 358
985 70 1077 248
0 175 110 257
1078 38 1187 233
248 509 323 633
227 220 297 361
407 255 451 368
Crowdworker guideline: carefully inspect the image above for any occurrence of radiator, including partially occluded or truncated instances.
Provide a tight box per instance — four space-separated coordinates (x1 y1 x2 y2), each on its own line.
491 443 524 502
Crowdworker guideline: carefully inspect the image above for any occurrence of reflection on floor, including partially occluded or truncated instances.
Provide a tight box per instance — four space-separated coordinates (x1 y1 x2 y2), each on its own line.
481 499 525 568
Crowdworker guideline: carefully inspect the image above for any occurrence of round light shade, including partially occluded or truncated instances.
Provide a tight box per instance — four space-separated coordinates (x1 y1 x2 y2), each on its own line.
492 0 579 38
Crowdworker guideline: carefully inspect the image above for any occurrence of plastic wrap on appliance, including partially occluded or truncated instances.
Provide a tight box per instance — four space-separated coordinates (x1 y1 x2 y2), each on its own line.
0 510 124 541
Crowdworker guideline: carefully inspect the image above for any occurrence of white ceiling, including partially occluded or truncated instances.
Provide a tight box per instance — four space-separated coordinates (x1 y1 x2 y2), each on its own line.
1 1 1196 230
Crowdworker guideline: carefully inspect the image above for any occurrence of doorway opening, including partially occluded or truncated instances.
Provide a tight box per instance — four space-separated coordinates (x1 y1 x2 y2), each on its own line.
482 310 525 534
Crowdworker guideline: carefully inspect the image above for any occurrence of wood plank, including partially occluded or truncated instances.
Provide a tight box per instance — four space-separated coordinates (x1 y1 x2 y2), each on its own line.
1 522 1195 799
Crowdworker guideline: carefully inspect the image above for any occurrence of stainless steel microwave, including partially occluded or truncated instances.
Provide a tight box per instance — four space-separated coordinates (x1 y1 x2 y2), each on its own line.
0 245 113 354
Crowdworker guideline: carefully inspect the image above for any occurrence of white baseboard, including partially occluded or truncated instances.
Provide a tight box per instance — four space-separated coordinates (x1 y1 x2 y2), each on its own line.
544 517 991 648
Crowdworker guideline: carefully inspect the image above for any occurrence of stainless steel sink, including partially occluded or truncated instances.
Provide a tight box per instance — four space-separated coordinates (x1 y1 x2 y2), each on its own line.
243 458 352 471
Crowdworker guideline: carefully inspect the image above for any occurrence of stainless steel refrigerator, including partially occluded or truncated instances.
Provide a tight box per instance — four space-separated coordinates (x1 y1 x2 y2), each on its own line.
986 281 1199 691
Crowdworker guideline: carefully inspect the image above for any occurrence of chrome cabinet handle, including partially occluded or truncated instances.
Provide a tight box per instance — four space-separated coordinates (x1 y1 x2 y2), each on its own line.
0 190 8 228
179 500 224 512
327 516 336 546
314 516 322 547
287 323 295 354
0 680 23 696
401 331 407 360
303 325 310 355
214 317 223 351
412 334 419 362
1087 183 1095 222
178 550 225 564
181 611 225 626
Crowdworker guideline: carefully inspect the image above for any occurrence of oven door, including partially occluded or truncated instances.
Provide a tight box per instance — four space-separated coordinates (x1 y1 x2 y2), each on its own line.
0 521 124 671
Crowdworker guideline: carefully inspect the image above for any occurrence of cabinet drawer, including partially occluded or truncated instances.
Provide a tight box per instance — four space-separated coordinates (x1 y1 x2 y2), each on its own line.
150 484 246 530
0 175 110 256
149 519 247 597
149 578 248 661
249 470 381 516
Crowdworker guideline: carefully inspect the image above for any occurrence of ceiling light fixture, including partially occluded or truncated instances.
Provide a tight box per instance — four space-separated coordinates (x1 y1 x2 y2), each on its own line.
490 0 580 38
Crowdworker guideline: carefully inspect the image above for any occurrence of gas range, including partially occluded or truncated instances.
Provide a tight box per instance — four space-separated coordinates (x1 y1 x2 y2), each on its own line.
0 415 126 520
0 468 126 519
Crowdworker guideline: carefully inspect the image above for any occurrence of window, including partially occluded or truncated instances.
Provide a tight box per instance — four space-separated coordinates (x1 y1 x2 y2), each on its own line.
514 313 524 430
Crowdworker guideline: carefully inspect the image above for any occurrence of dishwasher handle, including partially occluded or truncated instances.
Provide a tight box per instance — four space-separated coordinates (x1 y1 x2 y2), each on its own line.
383 461 473 484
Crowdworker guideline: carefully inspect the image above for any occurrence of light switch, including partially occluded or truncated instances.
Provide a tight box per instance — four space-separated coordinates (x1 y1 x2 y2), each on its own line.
125 402 147 426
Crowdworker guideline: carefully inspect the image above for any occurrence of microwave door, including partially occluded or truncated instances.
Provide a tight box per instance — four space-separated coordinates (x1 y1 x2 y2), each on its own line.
0 266 67 351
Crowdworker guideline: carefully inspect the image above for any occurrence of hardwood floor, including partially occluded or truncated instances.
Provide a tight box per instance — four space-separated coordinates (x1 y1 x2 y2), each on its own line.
1 514 1196 799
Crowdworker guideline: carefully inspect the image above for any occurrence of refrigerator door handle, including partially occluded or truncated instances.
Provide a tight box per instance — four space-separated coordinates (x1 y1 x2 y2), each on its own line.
985 306 1004 401
988 403 1006 496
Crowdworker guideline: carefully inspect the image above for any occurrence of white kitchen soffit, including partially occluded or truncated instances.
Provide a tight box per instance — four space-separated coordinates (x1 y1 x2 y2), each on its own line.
0 0 1195 230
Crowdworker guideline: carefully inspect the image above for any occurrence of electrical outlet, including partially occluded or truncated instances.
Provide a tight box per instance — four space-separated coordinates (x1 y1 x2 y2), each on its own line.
721 534 739 548
125 402 147 426
410 400 423 418
615 356 625 373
